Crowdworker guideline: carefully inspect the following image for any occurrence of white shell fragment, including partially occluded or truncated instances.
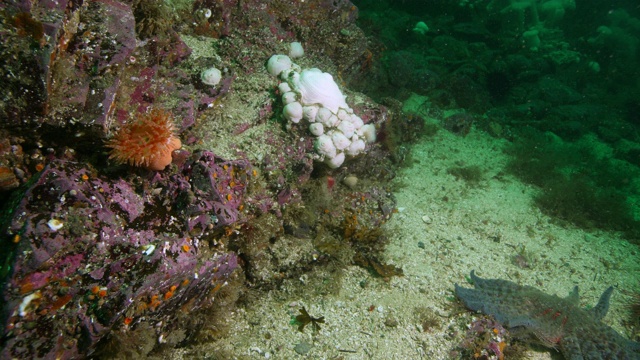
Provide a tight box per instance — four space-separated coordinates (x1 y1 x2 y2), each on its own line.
47 219 64 231
142 244 156 256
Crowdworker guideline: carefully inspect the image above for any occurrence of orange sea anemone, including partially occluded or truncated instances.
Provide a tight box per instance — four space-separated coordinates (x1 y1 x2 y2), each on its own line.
107 108 182 171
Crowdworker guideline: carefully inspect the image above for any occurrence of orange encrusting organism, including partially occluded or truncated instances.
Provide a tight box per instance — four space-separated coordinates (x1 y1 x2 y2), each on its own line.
106 108 182 171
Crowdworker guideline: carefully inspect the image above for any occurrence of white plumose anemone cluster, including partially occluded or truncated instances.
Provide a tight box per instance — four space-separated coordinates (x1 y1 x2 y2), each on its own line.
266 54 376 168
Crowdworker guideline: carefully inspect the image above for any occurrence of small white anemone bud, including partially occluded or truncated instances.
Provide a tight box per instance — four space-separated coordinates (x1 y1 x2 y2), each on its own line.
281 66 301 82
309 123 324 136
350 114 364 129
326 114 339 128
337 109 349 121
315 107 332 125
337 120 355 138
360 123 377 143
282 91 297 104
278 82 292 93
289 41 304 58
201 67 222 86
283 102 303 123
303 106 318 122
345 138 365 156
325 152 345 168
331 131 351 150
315 134 337 159
267 54 292 77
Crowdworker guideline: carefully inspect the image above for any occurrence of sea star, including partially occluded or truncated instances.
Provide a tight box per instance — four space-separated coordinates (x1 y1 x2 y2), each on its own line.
455 270 640 360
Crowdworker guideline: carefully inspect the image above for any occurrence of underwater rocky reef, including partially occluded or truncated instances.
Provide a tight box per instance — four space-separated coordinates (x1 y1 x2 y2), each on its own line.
0 0 405 357
1 0 640 359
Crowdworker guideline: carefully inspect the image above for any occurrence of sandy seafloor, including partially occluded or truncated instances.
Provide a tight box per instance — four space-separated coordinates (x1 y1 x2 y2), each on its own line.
166 96 640 360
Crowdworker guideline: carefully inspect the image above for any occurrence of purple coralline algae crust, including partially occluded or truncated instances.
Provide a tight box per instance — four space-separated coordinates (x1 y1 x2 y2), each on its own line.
175 150 252 232
455 270 640 360
0 160 239 359
111 179 145 222
454 316 508 359
43 0 137 133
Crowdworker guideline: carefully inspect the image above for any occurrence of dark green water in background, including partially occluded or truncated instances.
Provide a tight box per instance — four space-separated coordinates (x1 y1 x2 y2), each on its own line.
352 0 640 241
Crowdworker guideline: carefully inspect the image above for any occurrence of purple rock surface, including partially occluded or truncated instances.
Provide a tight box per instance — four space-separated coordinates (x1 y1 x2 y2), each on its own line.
0 158 240 359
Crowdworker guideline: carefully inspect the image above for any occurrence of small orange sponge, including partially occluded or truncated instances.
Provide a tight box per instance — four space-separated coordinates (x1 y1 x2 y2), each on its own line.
107 108 182 171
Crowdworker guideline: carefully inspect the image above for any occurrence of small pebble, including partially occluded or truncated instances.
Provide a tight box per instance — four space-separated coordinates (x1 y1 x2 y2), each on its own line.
343 175 358 189
384 316 399 328
294 342 313 355
421 215 432 224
